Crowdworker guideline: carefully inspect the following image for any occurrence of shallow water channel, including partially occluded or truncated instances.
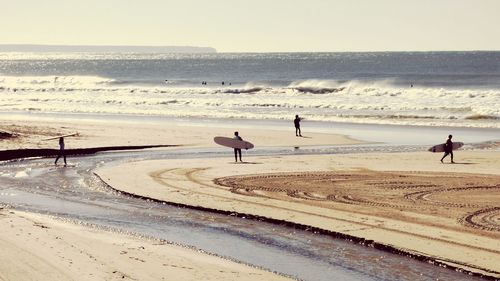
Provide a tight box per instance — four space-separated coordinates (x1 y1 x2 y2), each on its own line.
0 146 486 281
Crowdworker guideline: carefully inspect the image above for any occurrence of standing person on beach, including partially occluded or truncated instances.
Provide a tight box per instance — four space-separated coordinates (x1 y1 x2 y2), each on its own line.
294 115 302 137
233 131 243 162
440 135 455 163
55 137 67 166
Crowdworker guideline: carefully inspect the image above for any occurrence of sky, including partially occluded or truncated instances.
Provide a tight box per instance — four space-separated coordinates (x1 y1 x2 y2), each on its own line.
1 0 500 52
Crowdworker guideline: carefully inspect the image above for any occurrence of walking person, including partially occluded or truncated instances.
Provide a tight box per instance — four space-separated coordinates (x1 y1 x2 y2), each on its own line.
440 135 455 163
233 131 243 162
55 137 67 166
294 115 302 137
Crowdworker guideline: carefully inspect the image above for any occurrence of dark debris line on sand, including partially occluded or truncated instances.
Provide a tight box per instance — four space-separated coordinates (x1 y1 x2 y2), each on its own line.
0 145 178 161
0 130 17 140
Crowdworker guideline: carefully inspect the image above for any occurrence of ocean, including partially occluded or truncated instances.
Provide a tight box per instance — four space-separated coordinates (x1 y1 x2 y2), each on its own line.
0 52 499 128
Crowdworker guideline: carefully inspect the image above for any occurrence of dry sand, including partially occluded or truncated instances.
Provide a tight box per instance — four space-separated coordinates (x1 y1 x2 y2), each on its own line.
3 115 500 278
97 151 500 278
0 117 360 150
0 208 291 281
0 115 360 281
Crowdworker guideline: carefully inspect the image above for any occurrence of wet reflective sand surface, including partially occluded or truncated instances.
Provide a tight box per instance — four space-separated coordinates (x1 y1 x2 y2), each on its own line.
0 147 488 281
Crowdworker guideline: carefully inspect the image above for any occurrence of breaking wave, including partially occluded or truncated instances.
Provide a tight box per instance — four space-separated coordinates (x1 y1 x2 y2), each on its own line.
223 87 265 94
1 75 499 128
293 87 346 94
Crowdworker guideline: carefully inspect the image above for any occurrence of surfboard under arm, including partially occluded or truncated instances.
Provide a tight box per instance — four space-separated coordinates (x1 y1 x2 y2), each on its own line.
428 142 464 153
43 133 79 141
214 136 254 149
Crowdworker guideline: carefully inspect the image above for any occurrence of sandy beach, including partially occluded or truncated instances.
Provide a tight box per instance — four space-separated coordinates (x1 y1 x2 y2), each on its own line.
0 116 361 151
0 208 291 281
97 150 500 278
2 114 500 279
0 115 363 281
2 3 500 279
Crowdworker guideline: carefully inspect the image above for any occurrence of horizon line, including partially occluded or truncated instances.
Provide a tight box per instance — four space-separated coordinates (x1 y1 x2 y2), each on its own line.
0 44 217 53
0 44 499 53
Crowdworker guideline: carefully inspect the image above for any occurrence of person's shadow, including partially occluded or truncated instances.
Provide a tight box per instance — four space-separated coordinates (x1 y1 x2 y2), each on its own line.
230 161 262 164
445 162 478 165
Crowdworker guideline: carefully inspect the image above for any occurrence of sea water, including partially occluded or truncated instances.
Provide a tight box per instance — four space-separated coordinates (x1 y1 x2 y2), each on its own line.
0 52 499 128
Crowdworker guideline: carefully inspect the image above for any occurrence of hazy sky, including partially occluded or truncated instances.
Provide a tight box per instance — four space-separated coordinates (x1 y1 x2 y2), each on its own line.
2 0 499 52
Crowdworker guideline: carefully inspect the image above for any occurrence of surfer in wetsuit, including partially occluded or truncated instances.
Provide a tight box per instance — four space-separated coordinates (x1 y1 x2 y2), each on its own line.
55 137 67 166
440 135 454 163
233 131 243 162
294 115 302 137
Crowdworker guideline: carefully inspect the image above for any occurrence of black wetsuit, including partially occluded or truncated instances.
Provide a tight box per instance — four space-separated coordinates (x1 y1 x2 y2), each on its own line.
440 139 453 163
55 139 67 165
234 135 242 162
294 117 302 136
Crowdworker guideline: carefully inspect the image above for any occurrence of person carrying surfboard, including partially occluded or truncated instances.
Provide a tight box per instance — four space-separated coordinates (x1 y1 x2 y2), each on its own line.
233 131 243 162
440 135 455 163
294 115 302 137
55 137 67 166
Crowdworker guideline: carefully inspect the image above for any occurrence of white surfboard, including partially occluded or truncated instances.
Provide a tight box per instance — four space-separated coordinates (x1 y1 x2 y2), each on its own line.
428 142 464 153
214 136 254 149
43 133 79 141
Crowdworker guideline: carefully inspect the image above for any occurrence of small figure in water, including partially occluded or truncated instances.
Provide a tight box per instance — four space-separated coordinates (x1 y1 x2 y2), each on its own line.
440 135 455 163
233 131 243 162
222 81 225 85
55 137 67 166
294 115 302 137
410 84 413 88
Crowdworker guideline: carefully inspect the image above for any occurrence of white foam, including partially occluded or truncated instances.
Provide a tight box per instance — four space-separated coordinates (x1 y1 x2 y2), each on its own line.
1 75 499 128
14 171 29 178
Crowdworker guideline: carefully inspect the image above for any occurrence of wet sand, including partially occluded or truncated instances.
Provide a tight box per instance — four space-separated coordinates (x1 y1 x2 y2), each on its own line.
0 116 361 151
0 115 362 281
0 208 291 281
2 113 500 278
97 151 500 278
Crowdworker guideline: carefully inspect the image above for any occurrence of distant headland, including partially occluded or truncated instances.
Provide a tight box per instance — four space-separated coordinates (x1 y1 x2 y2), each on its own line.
0 44 217 53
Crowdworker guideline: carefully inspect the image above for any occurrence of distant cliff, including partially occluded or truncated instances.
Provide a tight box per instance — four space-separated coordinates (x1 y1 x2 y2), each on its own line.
0 44 217 53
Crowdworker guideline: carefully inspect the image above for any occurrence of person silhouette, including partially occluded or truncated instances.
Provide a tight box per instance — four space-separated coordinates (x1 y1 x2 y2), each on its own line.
233 131 243 162
294 115 302 137
55 137 67 166
440 135 455 163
